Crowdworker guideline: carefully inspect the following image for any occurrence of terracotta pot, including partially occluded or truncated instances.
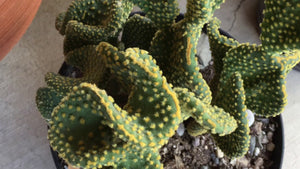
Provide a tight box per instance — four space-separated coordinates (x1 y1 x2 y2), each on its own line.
0 0 41 61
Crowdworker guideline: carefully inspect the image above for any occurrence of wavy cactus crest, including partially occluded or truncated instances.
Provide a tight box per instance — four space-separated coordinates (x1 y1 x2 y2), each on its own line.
36 0 300 168
208 0 300 117
46 41 183 168
56 0 134 54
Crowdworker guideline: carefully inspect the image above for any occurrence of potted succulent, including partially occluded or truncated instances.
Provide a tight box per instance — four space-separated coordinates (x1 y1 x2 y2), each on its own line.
36 0 300 168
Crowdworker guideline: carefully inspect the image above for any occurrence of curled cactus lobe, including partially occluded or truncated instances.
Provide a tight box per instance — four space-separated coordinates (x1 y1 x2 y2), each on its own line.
65 45 106 83
259 0 300 77
149 0 226 104
260 0 300 53
36 0 300 167
47 41 183 168
185 0 224 24
36 73 83 120
56 0 133 53
48 83 151 168
213 72 250 158
174 87 237 136
208 13 298 117
122 14 158 50
207 18 239 96
97 42 181 145
132 0 179 29
36 87 62 120
150 23 212 104
37 45 107 120
221 44 288 117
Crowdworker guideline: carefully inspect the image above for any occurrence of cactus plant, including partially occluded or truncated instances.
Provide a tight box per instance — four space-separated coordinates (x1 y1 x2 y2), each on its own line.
36 0 300 168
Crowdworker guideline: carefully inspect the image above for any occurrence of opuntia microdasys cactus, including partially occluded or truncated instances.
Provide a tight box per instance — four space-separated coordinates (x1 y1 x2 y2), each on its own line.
36 0 300 168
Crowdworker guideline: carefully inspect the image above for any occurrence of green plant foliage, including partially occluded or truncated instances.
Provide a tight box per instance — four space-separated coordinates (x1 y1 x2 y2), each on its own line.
207 18 239 97
149 0 226 104
132 0 180 28
48 83 162 168
56 0 134 54
260 0 300 53
174 87 237 136
221 45 288 117
122 14 158 50
213 72 250 158
36 0 300 167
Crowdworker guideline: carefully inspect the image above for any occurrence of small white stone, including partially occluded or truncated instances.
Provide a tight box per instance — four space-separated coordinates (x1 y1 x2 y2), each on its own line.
254 147 260 156
176 123 185 136
230 158 237 166
216 147 224 158
246 109 255 127
193 137 200 147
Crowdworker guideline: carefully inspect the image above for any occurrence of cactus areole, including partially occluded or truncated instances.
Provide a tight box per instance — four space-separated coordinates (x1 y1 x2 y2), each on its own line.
36 0 300 168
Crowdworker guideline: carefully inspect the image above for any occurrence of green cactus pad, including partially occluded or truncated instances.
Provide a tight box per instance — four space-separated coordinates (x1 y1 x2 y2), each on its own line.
271 49 300 75
222 44 288 117
36 73 84 121
150 25 212 104
116 145 163 169
207 18 239 96
36 87 62 120
213 72 250 158
65 45 106 82
185 0 224 24
97 42 181 145
185 119 208 136
48 83 121 168
260 0 300 53
133 0 179 29
48 82 160 168
122 14 158 50
174 87 237 136
45 72 83 95
56 0 133 53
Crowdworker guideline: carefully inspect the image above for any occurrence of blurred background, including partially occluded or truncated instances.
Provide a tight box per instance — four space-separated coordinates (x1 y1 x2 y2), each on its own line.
0 0 299 168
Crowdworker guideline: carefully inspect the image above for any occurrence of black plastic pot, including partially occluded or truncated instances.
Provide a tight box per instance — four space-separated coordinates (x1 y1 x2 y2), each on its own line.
49 12 284 169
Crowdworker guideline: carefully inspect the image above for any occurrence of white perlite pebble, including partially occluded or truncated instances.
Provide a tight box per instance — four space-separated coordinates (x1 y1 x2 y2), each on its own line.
193 137 200 147
246 109 255 127
216 147 224 158
176 123 185 136
254 147 260 156
230 158 237 166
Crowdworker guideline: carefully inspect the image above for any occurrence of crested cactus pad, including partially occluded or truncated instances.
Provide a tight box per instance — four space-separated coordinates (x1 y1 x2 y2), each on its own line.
64 45 106 83
213 72 250 158
97 42 181 145
132 0 179 28
185 0 224 24
221 44 288 117
260 0 300 53
36 73 84 121
150 24 212 104
122 14 158 50
56 0 133 53
174 87 237 136
36 87 62 120
149 0 226 104
48 83 163 168
207 18 239 96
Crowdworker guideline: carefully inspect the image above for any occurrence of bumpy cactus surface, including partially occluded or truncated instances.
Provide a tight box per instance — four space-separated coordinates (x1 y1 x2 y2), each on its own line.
36 0 300 168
